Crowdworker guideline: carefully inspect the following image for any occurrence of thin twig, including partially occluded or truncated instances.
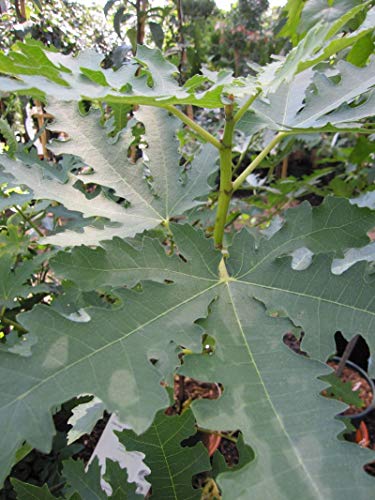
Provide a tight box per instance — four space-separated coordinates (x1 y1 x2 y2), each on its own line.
335 334 360 377
13 206 44 237
165 105 222 150
197 428 238 443
0 315 27 334
233 88 261 124
233 132 287 191
281 156 289 178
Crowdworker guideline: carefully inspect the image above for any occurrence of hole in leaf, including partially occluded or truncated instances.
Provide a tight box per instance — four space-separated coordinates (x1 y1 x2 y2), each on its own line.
178 253 188 263
187 430 255 493
283 331 308 357
202 333 216 355
334 331 370 372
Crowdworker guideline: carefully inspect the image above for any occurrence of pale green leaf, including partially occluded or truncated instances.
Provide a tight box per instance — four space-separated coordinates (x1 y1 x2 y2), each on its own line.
300 0 359 34
1 199 375 496
253 59 375 132
261 2 374 91
0 103 217 246
0 43 235 109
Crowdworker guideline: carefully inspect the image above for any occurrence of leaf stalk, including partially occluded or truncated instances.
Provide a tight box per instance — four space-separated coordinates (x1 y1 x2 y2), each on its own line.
165 105 222 150
0 313 27 334
233 88 261 124
232 132 287 191
13 206 44 237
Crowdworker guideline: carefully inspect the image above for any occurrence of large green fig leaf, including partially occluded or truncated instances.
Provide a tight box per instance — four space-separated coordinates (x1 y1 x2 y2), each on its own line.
180 297 374 500
0 103 217 245
0 42 237 109
51 197 375 290
252 59 375 132
0 225 219 486
262 2 374 91
1 199 375 496
118 409 211 499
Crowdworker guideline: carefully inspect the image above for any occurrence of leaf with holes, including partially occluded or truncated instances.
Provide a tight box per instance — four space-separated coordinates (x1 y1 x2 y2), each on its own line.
1 199 375 497
0 102 217 245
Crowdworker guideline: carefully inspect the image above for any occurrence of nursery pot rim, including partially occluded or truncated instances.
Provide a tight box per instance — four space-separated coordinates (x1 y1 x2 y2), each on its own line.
329 356 375 421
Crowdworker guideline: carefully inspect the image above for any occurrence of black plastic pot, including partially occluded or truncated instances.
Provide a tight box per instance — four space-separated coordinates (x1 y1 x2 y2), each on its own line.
330 356 375 426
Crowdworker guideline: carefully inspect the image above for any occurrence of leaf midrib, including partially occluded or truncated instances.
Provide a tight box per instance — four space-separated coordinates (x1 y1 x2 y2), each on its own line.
53 267 217 288
8 251 374 412
295 68 375 128
236 278 375 318
153 422 178 500
59 106 165 222
225 281 323 499
237 208 371 280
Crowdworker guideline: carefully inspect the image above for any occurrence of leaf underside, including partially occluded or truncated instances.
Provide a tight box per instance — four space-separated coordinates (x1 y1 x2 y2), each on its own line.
0 103 217 246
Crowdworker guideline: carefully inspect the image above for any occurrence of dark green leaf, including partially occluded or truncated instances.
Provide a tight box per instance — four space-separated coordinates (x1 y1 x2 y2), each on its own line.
11 480 56 499
149 22 164 49
118 409 210 499
0 119 17 158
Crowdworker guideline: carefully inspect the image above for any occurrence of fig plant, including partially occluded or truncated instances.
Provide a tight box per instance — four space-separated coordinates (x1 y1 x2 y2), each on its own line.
0 1 375 498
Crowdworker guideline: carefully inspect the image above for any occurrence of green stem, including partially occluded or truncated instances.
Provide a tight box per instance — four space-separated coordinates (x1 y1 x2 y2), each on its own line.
0 314 27 333
233 88 261 124
197 427 238 443
13 206 44 237
232 132 287 191
213 104 235 248
165 105 223 150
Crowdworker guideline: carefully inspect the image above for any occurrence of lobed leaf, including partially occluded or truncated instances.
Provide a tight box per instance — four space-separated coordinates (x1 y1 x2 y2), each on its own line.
118 409 211 499
252 59 375 132
0 103 217 246
1 199 375 496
